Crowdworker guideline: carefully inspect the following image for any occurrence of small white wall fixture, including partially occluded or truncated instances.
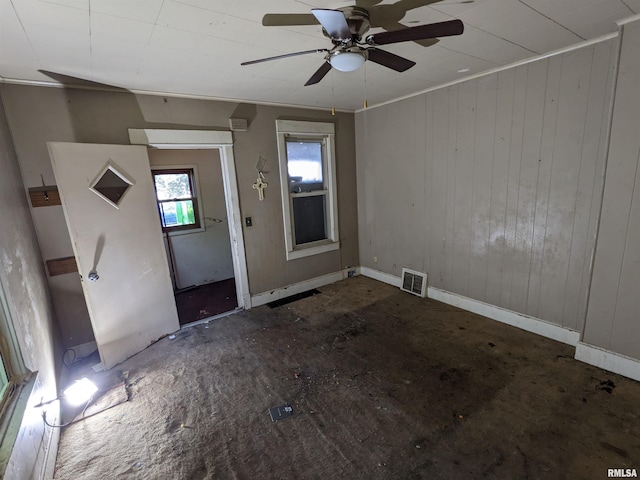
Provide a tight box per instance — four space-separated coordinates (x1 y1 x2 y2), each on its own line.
129 129 250 309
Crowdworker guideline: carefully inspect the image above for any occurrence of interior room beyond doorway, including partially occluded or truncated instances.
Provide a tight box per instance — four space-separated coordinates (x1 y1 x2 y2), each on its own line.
148 148 237 325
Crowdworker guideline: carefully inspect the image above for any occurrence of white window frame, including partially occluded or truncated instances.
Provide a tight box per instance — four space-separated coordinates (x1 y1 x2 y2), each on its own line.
0 279 32 474
150 164 205 236
276 120 340 261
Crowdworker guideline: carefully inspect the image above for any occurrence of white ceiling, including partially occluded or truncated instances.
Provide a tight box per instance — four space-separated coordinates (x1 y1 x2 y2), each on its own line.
1 0 638 111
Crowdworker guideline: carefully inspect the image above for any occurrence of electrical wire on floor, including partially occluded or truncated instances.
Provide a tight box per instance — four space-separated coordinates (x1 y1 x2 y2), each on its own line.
42 395 94 428
62 347 98 369
62 348 76 369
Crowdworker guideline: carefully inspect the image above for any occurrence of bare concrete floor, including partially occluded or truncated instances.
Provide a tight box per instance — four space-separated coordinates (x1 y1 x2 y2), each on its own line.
54 276 640 479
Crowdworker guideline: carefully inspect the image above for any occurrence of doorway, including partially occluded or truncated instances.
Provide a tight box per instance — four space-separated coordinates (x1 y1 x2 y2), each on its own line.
148 148 238 325
128 128 251 316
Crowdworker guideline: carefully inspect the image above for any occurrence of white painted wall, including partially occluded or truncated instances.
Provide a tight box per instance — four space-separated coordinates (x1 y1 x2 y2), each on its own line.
0 97 59 479
0 86 359 348
356 38 617 333
583 18 640 361
148 149 234 288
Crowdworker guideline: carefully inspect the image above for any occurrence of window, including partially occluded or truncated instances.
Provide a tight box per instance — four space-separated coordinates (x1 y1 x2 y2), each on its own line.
90 164 133 208
151 168 201 232
276 120 339 260
0 281 32 473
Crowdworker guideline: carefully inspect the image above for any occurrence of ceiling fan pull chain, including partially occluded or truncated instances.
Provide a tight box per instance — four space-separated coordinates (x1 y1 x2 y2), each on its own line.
364 62 368 109
331 70 336 116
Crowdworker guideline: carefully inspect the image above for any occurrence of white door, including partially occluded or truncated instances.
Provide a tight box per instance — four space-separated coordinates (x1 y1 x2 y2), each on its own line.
48 142 179 369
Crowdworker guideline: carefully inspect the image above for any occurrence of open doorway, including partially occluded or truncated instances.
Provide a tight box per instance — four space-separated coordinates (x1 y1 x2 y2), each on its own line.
148 148 238 325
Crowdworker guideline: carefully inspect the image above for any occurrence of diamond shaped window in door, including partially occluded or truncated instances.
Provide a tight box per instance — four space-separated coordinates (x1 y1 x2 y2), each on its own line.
90 163 134 208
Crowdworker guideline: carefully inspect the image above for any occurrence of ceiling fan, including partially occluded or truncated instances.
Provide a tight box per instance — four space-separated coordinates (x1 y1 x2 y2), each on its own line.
241 6 463 86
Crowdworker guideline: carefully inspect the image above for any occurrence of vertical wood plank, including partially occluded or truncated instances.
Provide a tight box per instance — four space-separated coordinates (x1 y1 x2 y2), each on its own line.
394 97 426 273
500 65 528 310
564 43 611 331
423 94 433 277
428 88 451 288
510 59 547 314
444 85 458 287
539 48 592 325
485 69 515 306
452 80 477 296
577 40 616 333
469 74 497 301
526 55 562 318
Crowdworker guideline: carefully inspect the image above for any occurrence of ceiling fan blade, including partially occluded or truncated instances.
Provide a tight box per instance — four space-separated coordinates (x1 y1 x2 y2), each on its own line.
262 13 318 26
311 9 352 41
366 48 416 72
241 49 329 66
367 19 464 46
304 62 332 86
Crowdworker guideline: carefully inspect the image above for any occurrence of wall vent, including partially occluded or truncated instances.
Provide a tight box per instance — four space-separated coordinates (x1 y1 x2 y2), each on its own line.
400 268 427 298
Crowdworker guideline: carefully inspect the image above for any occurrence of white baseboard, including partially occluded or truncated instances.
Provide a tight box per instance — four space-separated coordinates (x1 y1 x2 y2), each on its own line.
359 267 579 346
360 266 402 287
427 287 580 346
250 268 358 308
42 424 60 480
575 342 640 382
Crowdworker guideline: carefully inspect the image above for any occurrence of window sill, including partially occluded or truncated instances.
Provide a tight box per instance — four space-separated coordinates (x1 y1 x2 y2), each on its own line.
0 373 35 475
285 240 340 261
165 226 205 237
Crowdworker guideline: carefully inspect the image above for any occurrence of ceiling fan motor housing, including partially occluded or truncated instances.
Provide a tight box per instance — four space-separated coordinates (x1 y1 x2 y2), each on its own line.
332 6 371 43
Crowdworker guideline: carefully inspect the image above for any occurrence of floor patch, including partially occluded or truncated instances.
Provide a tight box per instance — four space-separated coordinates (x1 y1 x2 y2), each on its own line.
267 289 320 308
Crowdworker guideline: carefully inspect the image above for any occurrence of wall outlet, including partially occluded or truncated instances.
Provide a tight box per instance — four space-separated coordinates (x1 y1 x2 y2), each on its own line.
245 217 252 227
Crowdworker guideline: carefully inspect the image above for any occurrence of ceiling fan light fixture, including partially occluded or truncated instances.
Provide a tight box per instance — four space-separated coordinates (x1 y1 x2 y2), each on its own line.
330 51 366 72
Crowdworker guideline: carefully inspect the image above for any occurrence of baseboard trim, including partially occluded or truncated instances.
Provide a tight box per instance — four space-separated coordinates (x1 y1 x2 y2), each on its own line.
250 268 358 308
428 287 580 346
360 266 401 288
575 342 640 382
359 267 579 346
42 423 60 480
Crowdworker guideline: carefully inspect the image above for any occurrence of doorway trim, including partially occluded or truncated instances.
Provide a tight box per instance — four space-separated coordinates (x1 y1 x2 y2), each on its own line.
128 129 250 309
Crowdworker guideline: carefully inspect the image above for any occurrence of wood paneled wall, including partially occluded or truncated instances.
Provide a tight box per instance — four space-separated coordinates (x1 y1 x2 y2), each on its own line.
356 39 616 332
584 20 640 359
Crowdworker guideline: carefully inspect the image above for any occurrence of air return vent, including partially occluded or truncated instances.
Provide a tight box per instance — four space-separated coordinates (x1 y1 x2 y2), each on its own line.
400 268 427 298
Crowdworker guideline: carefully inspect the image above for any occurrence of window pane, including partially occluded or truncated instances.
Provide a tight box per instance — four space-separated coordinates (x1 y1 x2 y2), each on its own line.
286 141 323 192
159 200 196 227
92 168 131 206
292 195 326 244
154 173 192 200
